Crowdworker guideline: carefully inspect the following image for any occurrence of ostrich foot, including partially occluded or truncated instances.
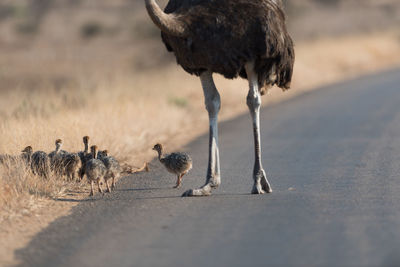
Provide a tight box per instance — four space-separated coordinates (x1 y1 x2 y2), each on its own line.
182 184 212 197
252 169 272 194
251 184 265 194
261 175 272 193
89 191 94 197
111 183 116 190
173 184 181 189
209 175 221 188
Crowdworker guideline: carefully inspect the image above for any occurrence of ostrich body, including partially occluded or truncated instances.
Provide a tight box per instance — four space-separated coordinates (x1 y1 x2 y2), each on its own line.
78 136 91 180
21 146 50 178
58 138 84 182
85 145 106 196
63 153 82 181
48 139 81 180
31 151 51 178
97 150 122 192
145 0 294 196
49 139 68 175
78 136 90 163
153 144 192 188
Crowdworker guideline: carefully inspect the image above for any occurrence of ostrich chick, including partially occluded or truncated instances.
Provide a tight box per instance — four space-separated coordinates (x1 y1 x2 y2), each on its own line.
78 136 91 180
97 150 122 192
85 145 106 196
63 152 82 182
21 146 50 178
21 146 33 166
152 143 192 188
31 150 51 179
78 136 90 162
49 139 67 175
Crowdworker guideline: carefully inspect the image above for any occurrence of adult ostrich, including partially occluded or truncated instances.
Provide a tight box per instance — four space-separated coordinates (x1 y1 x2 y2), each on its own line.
145 0 294 196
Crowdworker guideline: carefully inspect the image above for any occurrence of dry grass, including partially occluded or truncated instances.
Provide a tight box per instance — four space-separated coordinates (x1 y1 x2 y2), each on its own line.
0 159 73 222
0 30 400 223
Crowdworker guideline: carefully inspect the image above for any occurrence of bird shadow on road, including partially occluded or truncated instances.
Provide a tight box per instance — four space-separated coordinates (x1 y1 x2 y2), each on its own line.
127 192 254 201
54 197 101 203
117 187 169 192
213 192 253 197
130 195 183 200
109 193 184 201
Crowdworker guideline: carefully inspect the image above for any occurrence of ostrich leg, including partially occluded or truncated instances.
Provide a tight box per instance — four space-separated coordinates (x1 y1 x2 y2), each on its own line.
174 174 182 188
245 62 272 194
182 70 221 197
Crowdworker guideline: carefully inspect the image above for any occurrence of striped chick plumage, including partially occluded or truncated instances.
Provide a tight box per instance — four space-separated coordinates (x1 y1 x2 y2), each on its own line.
85 145 106 196
153 143 192 188
97 150 121 192
31 150 51 178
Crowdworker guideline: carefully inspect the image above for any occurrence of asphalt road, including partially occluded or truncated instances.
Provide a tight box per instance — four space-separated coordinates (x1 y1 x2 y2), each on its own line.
16 68 400 267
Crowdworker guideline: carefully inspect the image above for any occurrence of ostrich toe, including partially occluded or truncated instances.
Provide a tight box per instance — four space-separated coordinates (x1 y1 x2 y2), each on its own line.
252 169 272 194
251 186 266 195
182 184 212 197
261 176 272 193
209 175 221 188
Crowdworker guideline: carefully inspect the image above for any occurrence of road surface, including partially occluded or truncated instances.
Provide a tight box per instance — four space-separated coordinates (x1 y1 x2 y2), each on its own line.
16 68 400 267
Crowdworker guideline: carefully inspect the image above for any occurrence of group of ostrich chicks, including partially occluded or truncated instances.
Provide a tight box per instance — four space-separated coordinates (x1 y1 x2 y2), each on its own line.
1 136 123 196
1 136 193 197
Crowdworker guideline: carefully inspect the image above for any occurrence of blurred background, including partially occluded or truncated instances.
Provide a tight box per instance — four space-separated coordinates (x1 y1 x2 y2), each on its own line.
0 0 400 215
0 0 399 90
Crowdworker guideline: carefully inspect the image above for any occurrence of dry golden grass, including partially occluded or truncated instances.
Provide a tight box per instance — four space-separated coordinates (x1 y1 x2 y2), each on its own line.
0 159 74 222
0 30 400 222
